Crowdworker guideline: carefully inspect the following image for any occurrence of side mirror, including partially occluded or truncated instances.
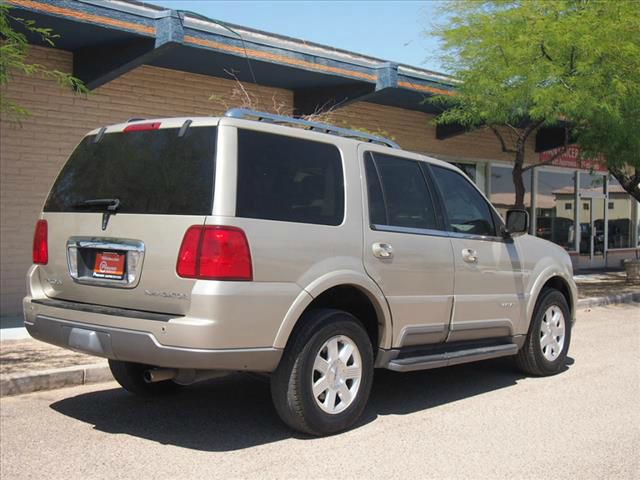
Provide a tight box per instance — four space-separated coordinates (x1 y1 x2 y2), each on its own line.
504 209 529 237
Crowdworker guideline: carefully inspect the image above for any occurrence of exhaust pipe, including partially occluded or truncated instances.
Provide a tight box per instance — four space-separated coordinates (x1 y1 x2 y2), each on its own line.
144 368 177 383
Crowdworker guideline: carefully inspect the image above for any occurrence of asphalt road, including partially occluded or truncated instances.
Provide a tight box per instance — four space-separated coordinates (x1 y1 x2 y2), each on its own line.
1 304 639 479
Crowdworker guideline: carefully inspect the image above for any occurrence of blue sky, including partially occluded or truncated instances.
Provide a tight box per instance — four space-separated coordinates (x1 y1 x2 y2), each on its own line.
152 1 448 72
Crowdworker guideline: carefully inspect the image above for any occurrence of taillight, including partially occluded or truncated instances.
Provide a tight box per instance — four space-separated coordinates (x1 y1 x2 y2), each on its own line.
123 122 161 132
32 219 48 265
177 226 252 281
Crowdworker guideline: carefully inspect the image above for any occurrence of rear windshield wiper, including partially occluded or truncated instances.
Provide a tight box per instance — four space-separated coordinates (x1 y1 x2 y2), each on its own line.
72 198 121 212
73 198 121 230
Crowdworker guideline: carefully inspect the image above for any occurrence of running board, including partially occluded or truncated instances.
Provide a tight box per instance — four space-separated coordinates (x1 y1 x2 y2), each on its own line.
386 343 518 373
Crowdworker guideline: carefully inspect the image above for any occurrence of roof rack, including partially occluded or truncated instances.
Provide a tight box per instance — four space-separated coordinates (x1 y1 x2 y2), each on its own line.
224 108 400 149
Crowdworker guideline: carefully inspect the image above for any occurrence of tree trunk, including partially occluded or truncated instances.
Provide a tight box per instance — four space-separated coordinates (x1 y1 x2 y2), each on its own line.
512 148 526 209
609 166 640 203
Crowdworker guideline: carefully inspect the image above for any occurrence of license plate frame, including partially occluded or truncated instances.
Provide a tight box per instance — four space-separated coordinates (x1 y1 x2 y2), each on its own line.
92 251 126 280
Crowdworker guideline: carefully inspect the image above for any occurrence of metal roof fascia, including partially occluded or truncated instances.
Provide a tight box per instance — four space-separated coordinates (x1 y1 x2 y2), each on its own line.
76 0 169 19
10 0 458 97
6 0 156 36
75 0 459 89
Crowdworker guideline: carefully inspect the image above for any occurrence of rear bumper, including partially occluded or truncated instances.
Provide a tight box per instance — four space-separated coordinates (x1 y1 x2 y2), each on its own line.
23 298 282 372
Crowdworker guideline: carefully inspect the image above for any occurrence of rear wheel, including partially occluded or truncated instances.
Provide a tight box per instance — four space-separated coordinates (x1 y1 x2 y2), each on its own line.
270 309 374 436
516 289 572 376
108 360 180 396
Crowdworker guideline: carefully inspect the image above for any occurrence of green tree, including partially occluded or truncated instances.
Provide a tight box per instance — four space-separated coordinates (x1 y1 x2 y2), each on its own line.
429 0 640 204
0 4 87 118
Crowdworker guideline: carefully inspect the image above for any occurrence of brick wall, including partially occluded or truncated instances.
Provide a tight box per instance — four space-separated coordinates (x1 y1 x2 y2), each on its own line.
327 101 538 164
0 45 538 317
0 46 293 317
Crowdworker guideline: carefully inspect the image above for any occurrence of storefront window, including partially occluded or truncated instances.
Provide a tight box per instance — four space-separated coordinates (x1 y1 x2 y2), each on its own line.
607 176 635 249
537 170 576 250
578 172 607 256
489 164 532 219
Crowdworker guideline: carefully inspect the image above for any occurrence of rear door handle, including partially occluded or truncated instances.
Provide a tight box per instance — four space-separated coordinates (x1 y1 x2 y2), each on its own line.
372 242 393 259
462 248 478 263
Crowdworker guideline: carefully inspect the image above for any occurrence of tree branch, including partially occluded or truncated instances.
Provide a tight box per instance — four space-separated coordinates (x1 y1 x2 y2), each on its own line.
608 165 640 203
522 146 568 172
504 122 523 140
489 126 517 154
522 119 545 141
540 42 554 62
498 45 509 67
569 46 577 75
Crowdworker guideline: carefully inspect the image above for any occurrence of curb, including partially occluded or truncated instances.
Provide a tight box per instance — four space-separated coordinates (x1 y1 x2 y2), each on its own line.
0 362 112 398
577 292 640 309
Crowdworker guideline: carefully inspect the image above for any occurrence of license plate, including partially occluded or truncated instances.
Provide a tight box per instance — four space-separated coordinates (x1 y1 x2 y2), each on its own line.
93 251 125 280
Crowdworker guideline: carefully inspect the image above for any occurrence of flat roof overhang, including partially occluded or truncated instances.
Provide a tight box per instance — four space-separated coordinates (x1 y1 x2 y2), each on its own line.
6 0 456 116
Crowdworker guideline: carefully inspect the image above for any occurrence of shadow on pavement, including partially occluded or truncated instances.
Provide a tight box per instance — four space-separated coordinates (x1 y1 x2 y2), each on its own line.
50 357 573 452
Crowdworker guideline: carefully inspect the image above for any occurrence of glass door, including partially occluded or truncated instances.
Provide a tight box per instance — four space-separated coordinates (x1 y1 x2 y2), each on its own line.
579 173 607 269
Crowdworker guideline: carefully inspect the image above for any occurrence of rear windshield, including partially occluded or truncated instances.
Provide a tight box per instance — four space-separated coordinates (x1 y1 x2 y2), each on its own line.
44 126 216 215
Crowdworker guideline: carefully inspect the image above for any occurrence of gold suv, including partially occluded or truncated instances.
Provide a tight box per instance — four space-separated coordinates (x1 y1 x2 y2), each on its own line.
24 109 577 436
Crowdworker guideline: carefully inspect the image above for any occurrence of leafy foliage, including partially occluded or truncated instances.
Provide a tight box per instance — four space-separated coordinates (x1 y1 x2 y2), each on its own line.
429 0 640 202
0 4 87 119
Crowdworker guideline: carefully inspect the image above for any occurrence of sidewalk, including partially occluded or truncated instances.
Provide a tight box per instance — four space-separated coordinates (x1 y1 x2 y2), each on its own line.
0 339 109 397
574 270 639 299
1 270 638 397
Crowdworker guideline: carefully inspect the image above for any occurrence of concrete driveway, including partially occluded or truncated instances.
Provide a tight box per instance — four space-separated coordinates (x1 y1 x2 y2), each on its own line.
1 304 638 479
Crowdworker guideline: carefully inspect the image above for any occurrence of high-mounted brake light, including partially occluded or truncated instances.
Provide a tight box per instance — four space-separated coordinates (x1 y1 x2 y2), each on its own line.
177 226 253 281
32 219 48 265
123 122 161 132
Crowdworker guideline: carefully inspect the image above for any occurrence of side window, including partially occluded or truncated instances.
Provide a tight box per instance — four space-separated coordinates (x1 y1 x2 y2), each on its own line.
364 152 438 230
236 129 344 226
430 165 496 236
364 153 386 225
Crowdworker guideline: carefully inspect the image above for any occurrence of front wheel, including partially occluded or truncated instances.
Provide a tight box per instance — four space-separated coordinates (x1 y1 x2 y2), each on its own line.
270 309 374 436
516 289 572 376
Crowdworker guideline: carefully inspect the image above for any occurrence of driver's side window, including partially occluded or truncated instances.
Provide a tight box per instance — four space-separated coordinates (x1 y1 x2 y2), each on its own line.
430 165 496 237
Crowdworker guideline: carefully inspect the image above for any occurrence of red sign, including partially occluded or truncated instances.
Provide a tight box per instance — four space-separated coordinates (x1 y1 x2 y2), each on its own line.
539 145 607 172
93 252 125 279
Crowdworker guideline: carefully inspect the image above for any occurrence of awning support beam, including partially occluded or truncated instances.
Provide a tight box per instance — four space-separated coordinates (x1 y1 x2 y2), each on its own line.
74 10 184 90
293 63 399 116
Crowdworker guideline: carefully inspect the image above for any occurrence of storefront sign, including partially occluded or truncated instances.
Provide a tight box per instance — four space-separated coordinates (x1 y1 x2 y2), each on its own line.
539 145 608 172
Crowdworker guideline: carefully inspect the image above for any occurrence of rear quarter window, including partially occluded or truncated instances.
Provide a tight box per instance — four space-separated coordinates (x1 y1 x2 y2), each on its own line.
236 129 344 226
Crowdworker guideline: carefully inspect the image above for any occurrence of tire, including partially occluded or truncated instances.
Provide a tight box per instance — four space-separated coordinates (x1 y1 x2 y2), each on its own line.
108 360 180 397
516 289 572 376
270 309 374 436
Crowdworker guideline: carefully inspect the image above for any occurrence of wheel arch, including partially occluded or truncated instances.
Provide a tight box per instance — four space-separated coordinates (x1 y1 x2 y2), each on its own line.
527 270 576 325
273 271 392 351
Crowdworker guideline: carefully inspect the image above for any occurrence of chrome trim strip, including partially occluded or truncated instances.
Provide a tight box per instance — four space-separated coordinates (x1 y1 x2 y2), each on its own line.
370 224 509 243
66 237 145 289
370 224 449 238
447 231 508 242
450 319 513 332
